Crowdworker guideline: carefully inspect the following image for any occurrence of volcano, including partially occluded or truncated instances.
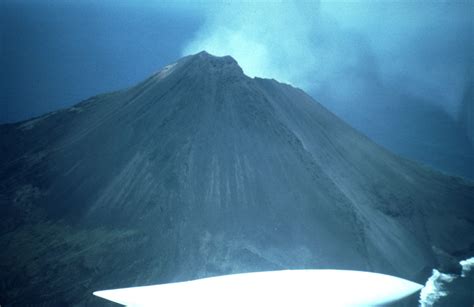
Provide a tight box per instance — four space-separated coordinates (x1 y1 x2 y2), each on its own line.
1 51 473 305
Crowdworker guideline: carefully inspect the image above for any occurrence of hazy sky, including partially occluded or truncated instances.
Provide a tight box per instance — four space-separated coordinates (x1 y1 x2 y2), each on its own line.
2 1 471 122
183 1 472 119
1 0 473 176
1 1 202 123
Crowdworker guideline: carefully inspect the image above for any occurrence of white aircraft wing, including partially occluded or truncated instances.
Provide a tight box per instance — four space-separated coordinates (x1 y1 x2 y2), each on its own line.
93 269 423 306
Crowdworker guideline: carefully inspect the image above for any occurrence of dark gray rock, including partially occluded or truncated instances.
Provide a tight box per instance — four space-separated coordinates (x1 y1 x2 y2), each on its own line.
460 76 474 148
1 51 473 306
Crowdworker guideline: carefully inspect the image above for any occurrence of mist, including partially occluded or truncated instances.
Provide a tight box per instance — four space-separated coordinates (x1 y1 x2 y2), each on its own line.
183 1 473 178
1 0 472 177
183 1 471 118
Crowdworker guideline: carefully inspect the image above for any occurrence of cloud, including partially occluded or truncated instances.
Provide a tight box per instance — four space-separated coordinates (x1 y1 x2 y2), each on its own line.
182 2 320 89
182 1 472 120
419 269 456 306
419 257 474 306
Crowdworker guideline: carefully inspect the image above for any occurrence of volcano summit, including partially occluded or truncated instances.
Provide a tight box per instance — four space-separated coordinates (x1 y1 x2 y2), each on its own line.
1 51 473 305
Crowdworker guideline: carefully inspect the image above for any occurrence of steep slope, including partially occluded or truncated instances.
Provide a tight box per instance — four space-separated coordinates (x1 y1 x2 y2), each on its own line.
1 51 473 306
460 77 474 147
320 90 474 180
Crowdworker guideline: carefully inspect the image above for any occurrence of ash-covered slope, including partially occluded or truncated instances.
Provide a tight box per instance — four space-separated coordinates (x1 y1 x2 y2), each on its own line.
460 77 474 147
1 51 473 306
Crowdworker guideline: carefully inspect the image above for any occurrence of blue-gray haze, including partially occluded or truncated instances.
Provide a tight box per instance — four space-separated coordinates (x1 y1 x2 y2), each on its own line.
1 0 473 178
2 51 473 306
